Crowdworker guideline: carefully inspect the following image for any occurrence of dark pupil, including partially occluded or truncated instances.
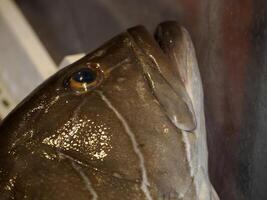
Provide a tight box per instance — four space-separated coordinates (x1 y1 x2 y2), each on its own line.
72 69 96 83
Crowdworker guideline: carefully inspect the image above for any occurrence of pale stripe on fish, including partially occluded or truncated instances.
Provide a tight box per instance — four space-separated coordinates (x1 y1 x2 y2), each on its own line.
97 91 153 200
71 161 98 200
59 152 98 200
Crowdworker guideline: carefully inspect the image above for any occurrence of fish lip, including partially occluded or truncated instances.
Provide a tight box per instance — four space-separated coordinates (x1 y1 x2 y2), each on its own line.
155 21 189 85
127 25 197 132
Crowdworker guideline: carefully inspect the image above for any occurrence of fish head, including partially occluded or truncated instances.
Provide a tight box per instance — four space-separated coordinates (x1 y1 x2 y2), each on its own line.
0 22 219 200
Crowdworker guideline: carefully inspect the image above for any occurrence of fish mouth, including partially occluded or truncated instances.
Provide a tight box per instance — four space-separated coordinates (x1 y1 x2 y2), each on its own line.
127 24 197 132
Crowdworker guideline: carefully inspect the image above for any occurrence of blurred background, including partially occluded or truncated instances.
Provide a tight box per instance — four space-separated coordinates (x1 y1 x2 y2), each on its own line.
0 0 267 199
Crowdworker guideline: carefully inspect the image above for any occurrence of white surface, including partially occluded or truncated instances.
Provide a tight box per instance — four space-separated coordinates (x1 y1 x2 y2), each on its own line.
0 0 57 118
0 79 16 118
0 0 56 79
59 53 85 69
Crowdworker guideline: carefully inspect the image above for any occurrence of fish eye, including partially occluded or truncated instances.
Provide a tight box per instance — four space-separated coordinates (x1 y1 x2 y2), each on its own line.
68 68 99 92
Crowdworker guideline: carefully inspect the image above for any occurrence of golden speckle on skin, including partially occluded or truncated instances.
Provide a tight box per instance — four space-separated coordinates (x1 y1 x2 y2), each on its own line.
162 124 169 134
42 117 112 161
44 96 60 113
42 152 57 160
8 130 34 155
27 105 45 116
4 176 17 191
163 128 169 134
25 95 61 118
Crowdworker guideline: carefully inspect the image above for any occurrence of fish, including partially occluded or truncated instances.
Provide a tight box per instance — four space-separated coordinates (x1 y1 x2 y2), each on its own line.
0 21 219 200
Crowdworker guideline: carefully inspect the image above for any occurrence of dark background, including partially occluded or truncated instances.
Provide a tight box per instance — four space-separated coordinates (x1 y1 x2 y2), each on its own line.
15 1 267 199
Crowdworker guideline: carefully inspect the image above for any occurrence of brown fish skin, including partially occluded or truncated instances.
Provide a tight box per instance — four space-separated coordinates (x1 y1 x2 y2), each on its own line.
0 23 217 199
155 21 220 200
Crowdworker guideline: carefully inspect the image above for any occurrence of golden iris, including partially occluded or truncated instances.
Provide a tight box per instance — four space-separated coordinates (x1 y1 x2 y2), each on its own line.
69 68 98 92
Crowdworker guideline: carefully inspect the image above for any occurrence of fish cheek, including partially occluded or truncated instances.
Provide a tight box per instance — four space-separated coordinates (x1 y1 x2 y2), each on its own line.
98 59 194 196
39 93 142 182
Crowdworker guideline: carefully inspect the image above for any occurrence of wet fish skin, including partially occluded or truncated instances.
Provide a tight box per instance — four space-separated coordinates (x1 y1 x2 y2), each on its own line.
155 21 220 200
0 22 219 199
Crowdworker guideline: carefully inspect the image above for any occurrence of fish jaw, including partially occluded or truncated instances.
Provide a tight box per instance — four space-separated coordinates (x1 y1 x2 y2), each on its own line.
155 21 220 200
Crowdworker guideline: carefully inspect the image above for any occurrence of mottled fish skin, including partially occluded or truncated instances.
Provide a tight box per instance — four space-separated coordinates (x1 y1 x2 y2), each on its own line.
0 22 219 200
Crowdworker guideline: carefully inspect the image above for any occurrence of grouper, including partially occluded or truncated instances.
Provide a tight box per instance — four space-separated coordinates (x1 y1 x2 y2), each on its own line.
0 21 219 200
